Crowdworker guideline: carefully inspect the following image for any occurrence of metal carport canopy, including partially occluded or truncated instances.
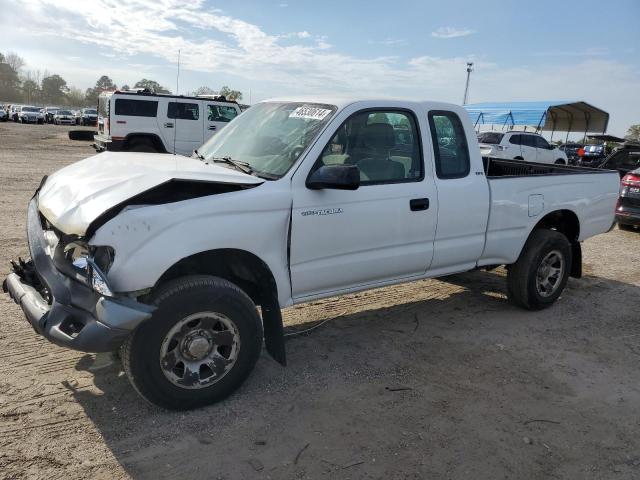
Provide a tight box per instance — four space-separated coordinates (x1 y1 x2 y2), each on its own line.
463 101 609 134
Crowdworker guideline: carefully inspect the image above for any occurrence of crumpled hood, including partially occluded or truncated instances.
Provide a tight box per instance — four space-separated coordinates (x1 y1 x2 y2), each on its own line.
38 151 263 236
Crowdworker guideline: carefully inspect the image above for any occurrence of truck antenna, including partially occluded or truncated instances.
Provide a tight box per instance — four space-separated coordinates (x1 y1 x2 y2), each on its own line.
463 62 474 105
173 49 181 156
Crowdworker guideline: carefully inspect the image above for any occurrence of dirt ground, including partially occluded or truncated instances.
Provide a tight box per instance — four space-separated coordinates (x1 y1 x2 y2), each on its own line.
0 121 639 480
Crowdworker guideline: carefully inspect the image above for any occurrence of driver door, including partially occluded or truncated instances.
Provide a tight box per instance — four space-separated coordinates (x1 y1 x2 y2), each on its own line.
289 108 438 300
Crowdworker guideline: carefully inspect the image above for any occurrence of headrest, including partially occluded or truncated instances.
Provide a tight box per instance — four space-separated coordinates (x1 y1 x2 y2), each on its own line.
363 123 395 150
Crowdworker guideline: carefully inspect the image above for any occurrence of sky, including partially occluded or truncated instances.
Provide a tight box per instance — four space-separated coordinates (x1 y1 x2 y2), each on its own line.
1 0 638 135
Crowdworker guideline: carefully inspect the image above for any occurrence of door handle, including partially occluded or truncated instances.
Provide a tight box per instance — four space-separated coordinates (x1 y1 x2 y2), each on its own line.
164 122 174 128
208 125 217 131
410 198 429 211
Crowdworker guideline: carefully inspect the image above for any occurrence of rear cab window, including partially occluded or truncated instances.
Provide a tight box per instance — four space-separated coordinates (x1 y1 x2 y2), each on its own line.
428 111 470 179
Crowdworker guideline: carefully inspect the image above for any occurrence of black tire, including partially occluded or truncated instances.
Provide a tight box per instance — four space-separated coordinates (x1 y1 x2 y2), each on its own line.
68 130 96 141
514 156 524 160
554 159 566 165
122 275 263 410
127 138 157 153
507 229 572 310
618 223 636 231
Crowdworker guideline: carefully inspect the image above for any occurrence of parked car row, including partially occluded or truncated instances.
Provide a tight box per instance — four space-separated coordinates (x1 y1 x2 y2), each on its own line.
0 104 98 125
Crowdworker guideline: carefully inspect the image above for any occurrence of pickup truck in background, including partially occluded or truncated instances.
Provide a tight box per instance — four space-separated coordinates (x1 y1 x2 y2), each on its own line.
4 97 619 409
478 131 569 165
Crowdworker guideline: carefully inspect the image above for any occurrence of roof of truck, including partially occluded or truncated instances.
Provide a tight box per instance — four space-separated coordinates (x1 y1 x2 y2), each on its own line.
265 96 460 110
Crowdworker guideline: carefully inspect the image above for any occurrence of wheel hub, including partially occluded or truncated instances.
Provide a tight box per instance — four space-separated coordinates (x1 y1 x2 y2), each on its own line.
183 331 212 360
159 312 240 390
535 250 565 298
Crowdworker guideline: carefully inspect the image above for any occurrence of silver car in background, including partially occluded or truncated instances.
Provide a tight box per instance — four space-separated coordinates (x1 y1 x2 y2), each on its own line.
53 109 76 125
18 106 45 124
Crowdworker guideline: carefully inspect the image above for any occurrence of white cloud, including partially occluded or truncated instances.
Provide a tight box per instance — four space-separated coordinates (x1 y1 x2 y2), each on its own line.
431 27 475 39
368 38 407 46
279 2 288 7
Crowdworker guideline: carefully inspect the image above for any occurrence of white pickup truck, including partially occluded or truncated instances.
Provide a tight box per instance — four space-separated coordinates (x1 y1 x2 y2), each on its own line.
4 97 619 410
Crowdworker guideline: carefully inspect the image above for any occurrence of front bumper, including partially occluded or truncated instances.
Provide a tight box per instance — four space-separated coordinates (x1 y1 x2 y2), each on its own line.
3 199 154 352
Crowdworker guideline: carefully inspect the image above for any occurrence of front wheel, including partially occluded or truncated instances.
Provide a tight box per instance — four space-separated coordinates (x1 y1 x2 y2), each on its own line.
507 229 572 310
122 275 263 410
554 159 566 165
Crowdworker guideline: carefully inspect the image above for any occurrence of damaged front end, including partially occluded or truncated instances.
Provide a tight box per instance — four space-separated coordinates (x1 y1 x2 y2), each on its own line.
4 154 265 353
3 198 154 352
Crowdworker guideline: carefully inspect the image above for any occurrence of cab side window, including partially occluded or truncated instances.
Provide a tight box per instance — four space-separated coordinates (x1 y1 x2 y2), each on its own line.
509 134 522 145
315 110 423 184
428 111 470 179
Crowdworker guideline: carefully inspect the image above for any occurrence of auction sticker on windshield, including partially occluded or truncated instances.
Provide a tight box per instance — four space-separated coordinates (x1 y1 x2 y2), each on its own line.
289 106 332 121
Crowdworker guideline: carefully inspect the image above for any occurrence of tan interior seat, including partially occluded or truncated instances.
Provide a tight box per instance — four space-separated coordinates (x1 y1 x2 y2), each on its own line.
356 123 405 182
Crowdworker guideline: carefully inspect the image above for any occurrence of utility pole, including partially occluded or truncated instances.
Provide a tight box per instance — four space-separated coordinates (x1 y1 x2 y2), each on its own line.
463 62 474 105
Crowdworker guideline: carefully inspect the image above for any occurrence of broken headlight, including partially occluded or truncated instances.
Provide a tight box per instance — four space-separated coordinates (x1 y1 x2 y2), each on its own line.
65 243 115 297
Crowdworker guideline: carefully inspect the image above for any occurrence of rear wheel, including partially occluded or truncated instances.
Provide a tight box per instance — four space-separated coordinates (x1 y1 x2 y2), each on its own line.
122 275 263 410
127 138 157 153
507 229 572 310
554 159 566 165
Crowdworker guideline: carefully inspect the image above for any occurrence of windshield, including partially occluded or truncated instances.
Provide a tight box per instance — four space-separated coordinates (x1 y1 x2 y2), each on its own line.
85 109 97 114
477 132 504 144
23 107 40 113
197 102 337 178
58 110 72 115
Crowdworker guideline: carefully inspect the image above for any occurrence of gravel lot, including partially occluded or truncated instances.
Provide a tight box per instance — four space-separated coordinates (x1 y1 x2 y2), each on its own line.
1 121 639 480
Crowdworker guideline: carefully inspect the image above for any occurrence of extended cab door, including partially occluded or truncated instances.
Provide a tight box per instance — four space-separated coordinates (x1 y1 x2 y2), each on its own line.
290 106 438 300
426 109 490 274
158 99 202 155
203 102 240 143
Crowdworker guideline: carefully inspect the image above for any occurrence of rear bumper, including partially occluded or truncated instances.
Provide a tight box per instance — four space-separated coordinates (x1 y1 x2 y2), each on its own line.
3 199 154 352
616 208 640 226
93 134 124 152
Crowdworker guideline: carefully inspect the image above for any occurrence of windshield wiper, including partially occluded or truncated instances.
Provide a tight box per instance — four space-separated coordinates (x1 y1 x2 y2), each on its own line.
209 156 254 175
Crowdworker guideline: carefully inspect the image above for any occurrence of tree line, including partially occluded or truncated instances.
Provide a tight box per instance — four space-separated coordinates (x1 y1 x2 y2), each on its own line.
0 51 243 108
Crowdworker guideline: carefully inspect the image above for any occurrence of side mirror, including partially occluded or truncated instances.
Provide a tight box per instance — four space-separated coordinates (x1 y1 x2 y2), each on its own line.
306 164 360 190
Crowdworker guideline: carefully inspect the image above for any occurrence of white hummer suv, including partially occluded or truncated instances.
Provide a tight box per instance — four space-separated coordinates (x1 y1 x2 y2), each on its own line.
94 90 242 156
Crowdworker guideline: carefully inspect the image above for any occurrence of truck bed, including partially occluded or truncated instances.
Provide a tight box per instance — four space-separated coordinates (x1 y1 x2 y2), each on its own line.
482 157 613 178
478 157 620 268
